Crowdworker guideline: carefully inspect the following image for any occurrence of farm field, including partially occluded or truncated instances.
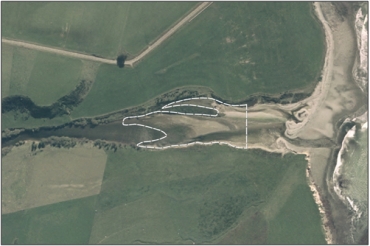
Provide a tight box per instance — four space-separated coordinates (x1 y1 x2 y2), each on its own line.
2 44 83 106
266 185 326 244
1 2 197 58
1 195 97 244
88 145 325 244
1 143 326 244
71 2 324 118
2 141 107 214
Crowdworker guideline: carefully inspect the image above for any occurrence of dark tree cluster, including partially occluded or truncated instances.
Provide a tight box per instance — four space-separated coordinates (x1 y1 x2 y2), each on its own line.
1 80 93 120
116 54 127 68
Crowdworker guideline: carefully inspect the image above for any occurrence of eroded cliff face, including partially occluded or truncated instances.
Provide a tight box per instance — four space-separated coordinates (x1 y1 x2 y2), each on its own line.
331 3 368 244
304 2 368 244
264 2 367 244
353 5 368 92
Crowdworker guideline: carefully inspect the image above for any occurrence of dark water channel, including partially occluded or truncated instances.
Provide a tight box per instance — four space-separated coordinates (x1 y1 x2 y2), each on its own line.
3 121 163 147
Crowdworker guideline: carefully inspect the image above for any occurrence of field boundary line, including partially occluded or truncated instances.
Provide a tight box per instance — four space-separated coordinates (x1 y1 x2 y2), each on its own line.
2 2 212 67
122 97 248 150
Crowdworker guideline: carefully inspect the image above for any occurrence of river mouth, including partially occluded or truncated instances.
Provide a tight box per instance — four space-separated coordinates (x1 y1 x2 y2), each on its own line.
310 2 368 244
1 2 367 244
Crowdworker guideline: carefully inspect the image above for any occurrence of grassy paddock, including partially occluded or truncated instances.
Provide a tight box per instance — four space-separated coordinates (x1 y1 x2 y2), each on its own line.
2 44 82 105
2 142 107 214
89 146 325 244
72 2 324 118
1 195 97 244
266 185 326 244
2 2 197 58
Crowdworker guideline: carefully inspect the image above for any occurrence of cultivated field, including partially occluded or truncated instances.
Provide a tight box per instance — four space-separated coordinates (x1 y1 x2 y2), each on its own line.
71 2 324 118
2 141 107 214
2 44 83 105
2 195 97 244
266 185 326 244
2 2 197 58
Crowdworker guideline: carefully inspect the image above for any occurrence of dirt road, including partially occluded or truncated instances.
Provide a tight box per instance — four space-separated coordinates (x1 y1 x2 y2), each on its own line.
125 2 212 67
2 38 117 64
1 2 212 67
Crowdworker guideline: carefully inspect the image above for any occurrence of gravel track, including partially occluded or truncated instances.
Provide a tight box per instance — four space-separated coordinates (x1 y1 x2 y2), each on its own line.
2 2 212 67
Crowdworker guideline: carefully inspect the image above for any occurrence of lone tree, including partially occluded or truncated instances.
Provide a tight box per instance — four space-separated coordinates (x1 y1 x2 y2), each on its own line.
116 54 127 68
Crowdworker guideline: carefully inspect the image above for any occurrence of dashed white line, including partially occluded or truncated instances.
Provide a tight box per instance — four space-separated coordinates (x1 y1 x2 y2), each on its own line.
246 105 248 149
122 97 248 150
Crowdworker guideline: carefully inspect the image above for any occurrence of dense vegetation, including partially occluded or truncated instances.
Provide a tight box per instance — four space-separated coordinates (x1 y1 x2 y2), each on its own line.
2 80 93 119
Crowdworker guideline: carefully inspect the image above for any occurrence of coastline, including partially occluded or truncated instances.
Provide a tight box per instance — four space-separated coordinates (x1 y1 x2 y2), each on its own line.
306 158 334 244
303 3 336 243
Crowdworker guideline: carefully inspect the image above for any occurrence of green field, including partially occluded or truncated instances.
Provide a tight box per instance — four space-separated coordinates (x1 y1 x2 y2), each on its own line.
2 2 197 58
88 145 325 244
266 185 326 244
2 2 324 126
1 144 325 244
2 142 107 214
2 196 97 244
2 44 83 106
71 2 324 118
